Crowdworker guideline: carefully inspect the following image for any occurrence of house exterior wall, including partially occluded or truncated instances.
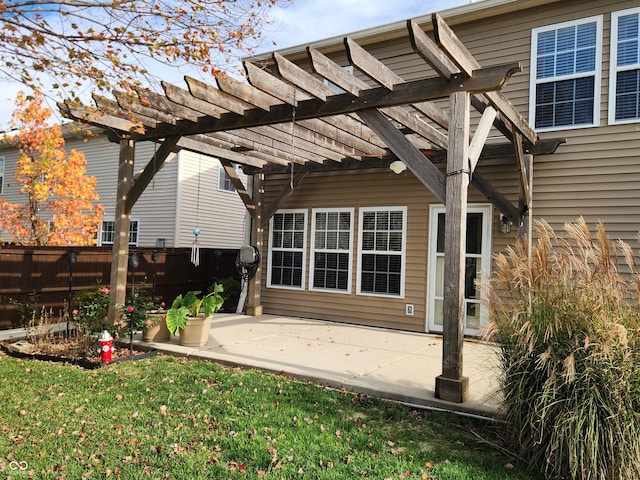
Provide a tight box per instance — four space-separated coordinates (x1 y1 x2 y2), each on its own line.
175 149 248 250
0 129 248 249
256 0 640 333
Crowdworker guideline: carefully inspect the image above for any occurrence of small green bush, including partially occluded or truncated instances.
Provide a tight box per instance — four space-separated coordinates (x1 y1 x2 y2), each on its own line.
212 277 240 312
484 218 640 480
70 283 111 335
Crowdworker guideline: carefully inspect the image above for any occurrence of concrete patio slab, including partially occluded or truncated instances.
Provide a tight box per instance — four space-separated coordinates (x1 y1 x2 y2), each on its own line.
135 313 504 418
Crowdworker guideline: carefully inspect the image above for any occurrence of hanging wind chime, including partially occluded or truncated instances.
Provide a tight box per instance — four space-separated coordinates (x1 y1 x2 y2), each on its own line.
191 157 202 267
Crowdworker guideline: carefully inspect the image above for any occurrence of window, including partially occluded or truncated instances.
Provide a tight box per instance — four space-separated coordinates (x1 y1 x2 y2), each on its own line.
357 207 406 297
0 157 4 195
267 210 307 289
218 165 235 192
610 8 640 124
310 208 354 293
100 220 139 246
530 16 602 130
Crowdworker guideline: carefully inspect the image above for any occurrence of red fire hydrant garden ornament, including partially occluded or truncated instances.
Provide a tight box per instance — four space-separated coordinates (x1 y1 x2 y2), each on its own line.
99 330 114 364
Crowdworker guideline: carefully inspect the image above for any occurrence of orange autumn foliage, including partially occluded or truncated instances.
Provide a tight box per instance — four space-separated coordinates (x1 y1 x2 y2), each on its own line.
0 92 104 246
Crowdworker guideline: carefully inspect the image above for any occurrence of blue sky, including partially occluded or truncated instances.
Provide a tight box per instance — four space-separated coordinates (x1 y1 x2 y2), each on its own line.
0 0 470 130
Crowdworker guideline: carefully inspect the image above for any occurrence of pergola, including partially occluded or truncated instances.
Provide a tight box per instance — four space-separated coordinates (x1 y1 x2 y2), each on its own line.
60 13 562 403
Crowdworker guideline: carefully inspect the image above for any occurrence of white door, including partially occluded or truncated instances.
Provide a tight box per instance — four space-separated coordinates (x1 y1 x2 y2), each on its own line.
427 204 492 335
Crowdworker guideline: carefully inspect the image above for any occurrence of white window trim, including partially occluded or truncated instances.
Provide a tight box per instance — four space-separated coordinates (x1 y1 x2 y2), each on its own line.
0 156 4 195
99 219 140 246
426 204 492 336
609 7 640 125
529 15 603 132
356 206 407 298
267 208 308 291
309 207 354 295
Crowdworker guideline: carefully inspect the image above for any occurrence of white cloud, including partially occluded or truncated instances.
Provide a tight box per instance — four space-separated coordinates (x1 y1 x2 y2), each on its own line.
0 0 469 131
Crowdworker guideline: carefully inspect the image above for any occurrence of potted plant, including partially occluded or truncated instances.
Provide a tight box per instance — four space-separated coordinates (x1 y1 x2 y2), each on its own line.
142 300 169 343
165 283 224 347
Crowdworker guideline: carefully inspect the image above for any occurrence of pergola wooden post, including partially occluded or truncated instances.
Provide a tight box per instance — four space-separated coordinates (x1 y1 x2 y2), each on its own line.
435 91 471 402
107 138 135 324
245 173 264 316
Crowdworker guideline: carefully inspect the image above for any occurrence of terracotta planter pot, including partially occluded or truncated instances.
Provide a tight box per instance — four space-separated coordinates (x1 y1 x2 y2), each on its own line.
143 313 170 342
178 315 213 347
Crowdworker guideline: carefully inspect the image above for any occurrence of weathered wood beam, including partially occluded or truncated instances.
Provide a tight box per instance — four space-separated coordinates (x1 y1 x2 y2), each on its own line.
129 63 519 141
273 51 334 102
59 100 138 133
126 135 181 212
216 72 280 112
357 108 446 203
344 37 401 90
244 60 387 156
177 136 267 167
470 174 519 224
408 19 459 78
344 36 452 134
260 171 310 229
519 154 533 247
468 106 496 172
218 158 256 216
512 128 531 208
436 90 470 404
432 12 537 145
309 45 449 150
163 81 225 119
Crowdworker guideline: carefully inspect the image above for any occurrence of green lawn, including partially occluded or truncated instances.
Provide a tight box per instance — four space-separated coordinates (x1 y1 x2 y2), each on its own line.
0 353 541 479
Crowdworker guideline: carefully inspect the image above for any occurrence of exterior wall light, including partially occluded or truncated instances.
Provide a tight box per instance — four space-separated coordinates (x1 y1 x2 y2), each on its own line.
499 213 512 234
389 160 407 174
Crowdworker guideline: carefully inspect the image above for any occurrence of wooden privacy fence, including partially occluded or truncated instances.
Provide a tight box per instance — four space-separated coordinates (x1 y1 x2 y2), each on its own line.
0 245 240 329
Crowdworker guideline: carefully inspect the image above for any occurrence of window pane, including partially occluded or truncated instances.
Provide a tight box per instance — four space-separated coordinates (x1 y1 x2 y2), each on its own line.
312 210 351 291
360 210 404 296
534 20 598 128
270 211 305 288
466 213 483 254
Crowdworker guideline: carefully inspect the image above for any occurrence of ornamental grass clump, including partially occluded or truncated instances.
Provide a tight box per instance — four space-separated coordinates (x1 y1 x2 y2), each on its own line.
484 218 640 480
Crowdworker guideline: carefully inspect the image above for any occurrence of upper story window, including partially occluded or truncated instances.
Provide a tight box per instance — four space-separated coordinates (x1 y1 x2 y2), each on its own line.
610 7 640 124
267 209 307 290
310 208 354 293
0 157 4 195
530 16 603 131
218 165 235 192
357 207 406 297
99 220 139 246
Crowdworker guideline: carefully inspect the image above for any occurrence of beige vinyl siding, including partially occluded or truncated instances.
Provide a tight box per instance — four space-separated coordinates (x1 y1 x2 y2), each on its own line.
175 150 247 249
259 165 516 332
64 135 180 247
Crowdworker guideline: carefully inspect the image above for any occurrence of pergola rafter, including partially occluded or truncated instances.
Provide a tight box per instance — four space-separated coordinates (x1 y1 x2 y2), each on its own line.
59 13 564 404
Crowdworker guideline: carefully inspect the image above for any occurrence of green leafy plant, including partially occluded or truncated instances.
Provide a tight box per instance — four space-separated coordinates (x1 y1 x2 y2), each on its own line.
165 283 224 335
211 277 240 312
483 218 640 480
9 291 40 326
71 283 111 335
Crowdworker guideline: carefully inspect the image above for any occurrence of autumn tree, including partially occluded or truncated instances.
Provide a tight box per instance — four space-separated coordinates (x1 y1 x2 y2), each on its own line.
0 91 104 246
0 0 289 104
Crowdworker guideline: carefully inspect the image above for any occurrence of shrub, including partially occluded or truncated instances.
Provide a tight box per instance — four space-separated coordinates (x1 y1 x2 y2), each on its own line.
483 218 640 480
212 277 240 312
70 284 111 335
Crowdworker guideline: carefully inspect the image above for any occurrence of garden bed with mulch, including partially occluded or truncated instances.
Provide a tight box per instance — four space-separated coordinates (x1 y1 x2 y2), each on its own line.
0 334 157 369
